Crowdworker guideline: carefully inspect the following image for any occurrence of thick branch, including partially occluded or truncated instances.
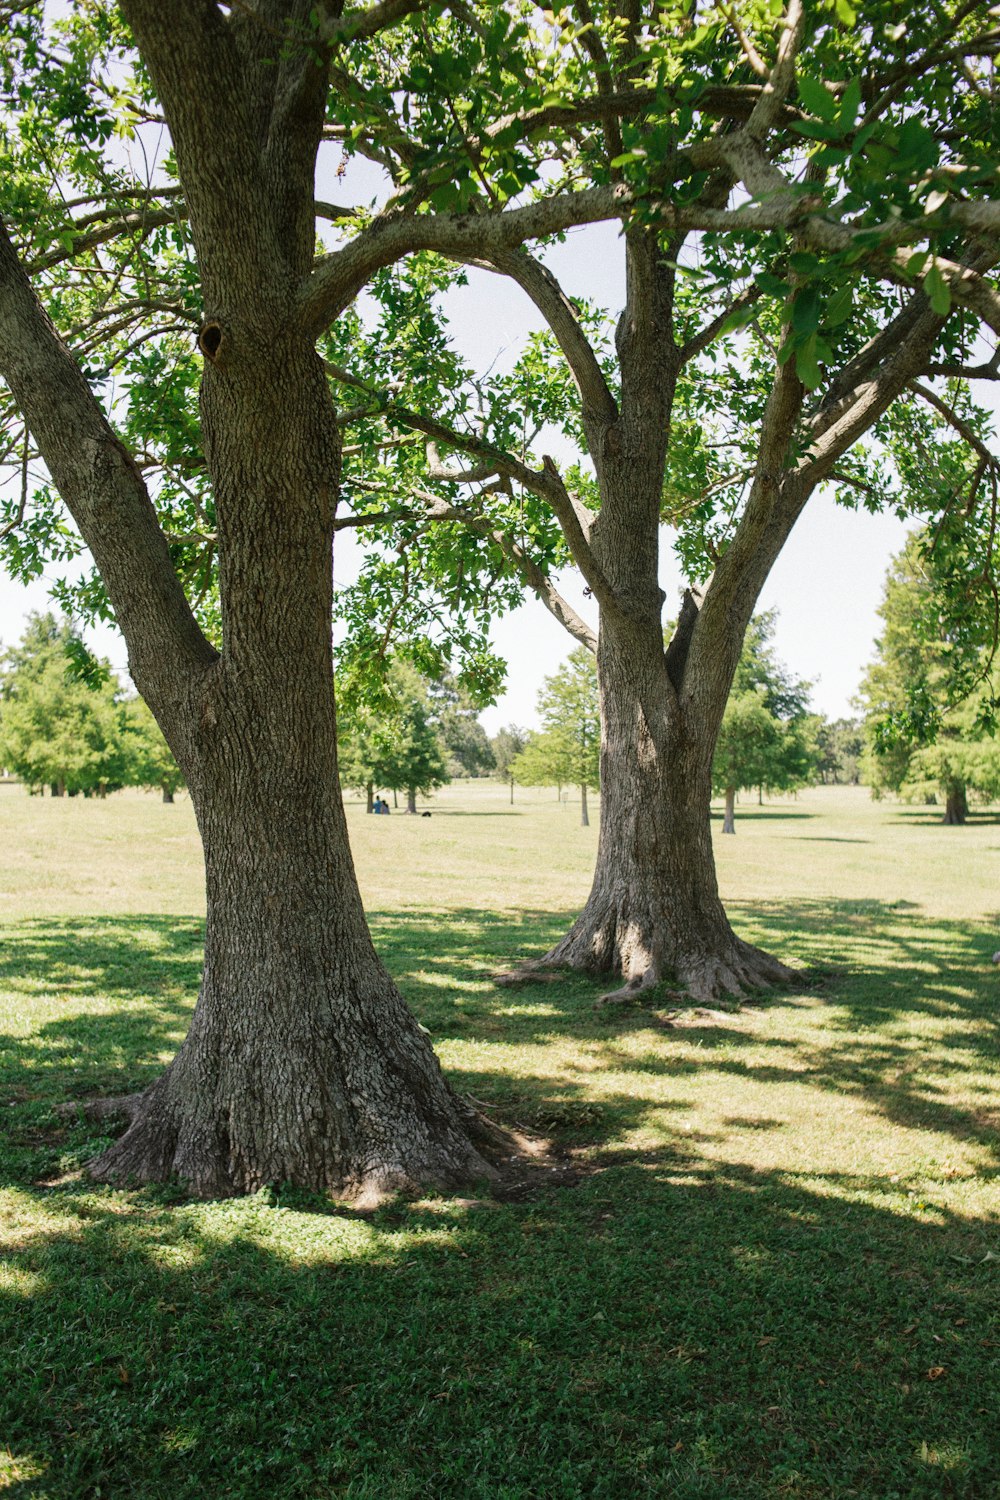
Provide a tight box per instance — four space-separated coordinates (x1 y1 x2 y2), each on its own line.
0 219 215 699
482 246 619 433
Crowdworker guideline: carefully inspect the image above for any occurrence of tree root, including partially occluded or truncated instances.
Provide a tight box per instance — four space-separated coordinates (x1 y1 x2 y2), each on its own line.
55 1093 144 1124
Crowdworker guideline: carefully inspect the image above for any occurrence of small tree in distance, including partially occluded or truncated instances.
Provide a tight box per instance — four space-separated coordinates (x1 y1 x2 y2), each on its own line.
0 613 125 797
338 663 449 814
712 614 816 833
512 649 600 827
490 725 527 805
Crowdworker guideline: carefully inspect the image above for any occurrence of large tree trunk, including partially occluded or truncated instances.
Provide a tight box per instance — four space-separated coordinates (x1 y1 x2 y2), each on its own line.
943 783 968 825
91 687 490 1199
406 786 417 814
722 787 736 834
535 612 794 1004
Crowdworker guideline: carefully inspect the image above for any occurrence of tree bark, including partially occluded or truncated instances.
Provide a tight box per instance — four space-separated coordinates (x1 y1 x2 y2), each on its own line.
406 787 417 814
723 787 736 834
162 785 175 804
580 782 589 827
535 610 793 1003
943 784 968 825
366 780 374 814
92 685 490 1199
90 332 493 1200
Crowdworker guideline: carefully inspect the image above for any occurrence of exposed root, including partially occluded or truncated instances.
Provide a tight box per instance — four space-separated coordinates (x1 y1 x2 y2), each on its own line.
55 1092 144 1124
492 960 565 987
596 966 664 1006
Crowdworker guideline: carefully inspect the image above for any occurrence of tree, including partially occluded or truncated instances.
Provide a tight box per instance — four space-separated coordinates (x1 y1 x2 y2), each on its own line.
860 534 1000 823
327 2 1000 1000
2 6 1000 1190
490 724 527 805
712 612 815 832
0 613 126 796
377 664 450 813
0 3 640 1196
814 719 864 785
426 673 495 779
120 697 185 803
512 648 599 827
338 662 450 811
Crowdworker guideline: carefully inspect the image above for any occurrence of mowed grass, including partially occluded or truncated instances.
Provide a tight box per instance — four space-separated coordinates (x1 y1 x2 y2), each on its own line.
1 781 999 1499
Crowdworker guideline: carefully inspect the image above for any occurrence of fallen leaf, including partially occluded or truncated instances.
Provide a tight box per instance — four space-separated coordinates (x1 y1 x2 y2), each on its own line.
926 1366 946 1380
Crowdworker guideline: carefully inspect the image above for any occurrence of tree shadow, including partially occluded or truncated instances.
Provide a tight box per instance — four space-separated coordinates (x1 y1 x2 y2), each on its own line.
1 1146 998 1498
2 899 998 1191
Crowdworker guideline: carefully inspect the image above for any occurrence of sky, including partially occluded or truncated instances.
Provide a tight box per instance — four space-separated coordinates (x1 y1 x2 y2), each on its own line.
0 113 913 732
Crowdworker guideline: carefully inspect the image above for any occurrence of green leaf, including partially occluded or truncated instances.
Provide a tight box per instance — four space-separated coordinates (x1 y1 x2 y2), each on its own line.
825 283 853 328
788 251 820 277
838 77 862 131
797 76 838 123
792 286 821 335
795 332 822 390
924 264 951 316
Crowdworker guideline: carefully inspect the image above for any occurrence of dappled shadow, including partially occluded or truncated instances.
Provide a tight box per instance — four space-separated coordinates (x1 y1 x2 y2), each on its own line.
1 898 999 1216
1 1148 998 1498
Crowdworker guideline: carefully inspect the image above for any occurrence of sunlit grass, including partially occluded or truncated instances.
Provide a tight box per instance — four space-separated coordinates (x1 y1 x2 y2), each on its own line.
1 782 998 1497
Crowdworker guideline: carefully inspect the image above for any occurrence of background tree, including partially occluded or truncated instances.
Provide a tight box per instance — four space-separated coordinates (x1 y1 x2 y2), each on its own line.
860 533 1000 823
0 612 125 797
814 718 864 786
712 613 816 832
512 648 600 827
120 697 185 803
490 724 528 805
426 673 495 779
338 662 450 812
327 1 1000 1000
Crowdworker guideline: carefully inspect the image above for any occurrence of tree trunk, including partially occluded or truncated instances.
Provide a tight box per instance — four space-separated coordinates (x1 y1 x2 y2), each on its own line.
393 789 398 809
91 621 492 1201
509 774 514 804
51 781 64 798
580 782 589 827
86 318 492 1199
162 784 175 804
943 784 968 825
366 780 373 814
723 787 736 835
535 612 793 1003
406 787 417 814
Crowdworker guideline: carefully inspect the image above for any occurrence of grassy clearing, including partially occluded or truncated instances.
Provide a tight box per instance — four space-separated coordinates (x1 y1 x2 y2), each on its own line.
1 783 999 1498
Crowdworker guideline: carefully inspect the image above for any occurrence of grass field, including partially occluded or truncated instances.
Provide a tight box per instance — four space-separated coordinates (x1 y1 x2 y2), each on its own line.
1 781 999 1498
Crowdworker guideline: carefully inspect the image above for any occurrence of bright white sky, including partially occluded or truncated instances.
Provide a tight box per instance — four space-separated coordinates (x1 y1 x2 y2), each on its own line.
0 112 914 732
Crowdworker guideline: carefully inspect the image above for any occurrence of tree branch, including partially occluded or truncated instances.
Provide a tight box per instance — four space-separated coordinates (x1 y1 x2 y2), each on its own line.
0 218 215 700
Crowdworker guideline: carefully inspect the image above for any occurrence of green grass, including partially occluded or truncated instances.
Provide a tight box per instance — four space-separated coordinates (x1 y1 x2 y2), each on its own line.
1 783 999 1498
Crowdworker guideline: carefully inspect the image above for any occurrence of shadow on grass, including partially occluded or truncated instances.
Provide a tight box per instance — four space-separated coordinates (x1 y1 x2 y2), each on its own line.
2 906 1000 1495
0 1147 997 1499
1 897 999 1186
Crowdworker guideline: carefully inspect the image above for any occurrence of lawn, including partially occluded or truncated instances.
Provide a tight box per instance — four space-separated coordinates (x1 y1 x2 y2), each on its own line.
1 782 998 1498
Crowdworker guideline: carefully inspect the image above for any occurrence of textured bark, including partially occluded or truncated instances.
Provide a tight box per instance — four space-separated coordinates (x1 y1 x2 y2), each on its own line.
944 784 968 825
0 2 495 1199
89 330 493 1199
722 787 736 835
537 610 793 1003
